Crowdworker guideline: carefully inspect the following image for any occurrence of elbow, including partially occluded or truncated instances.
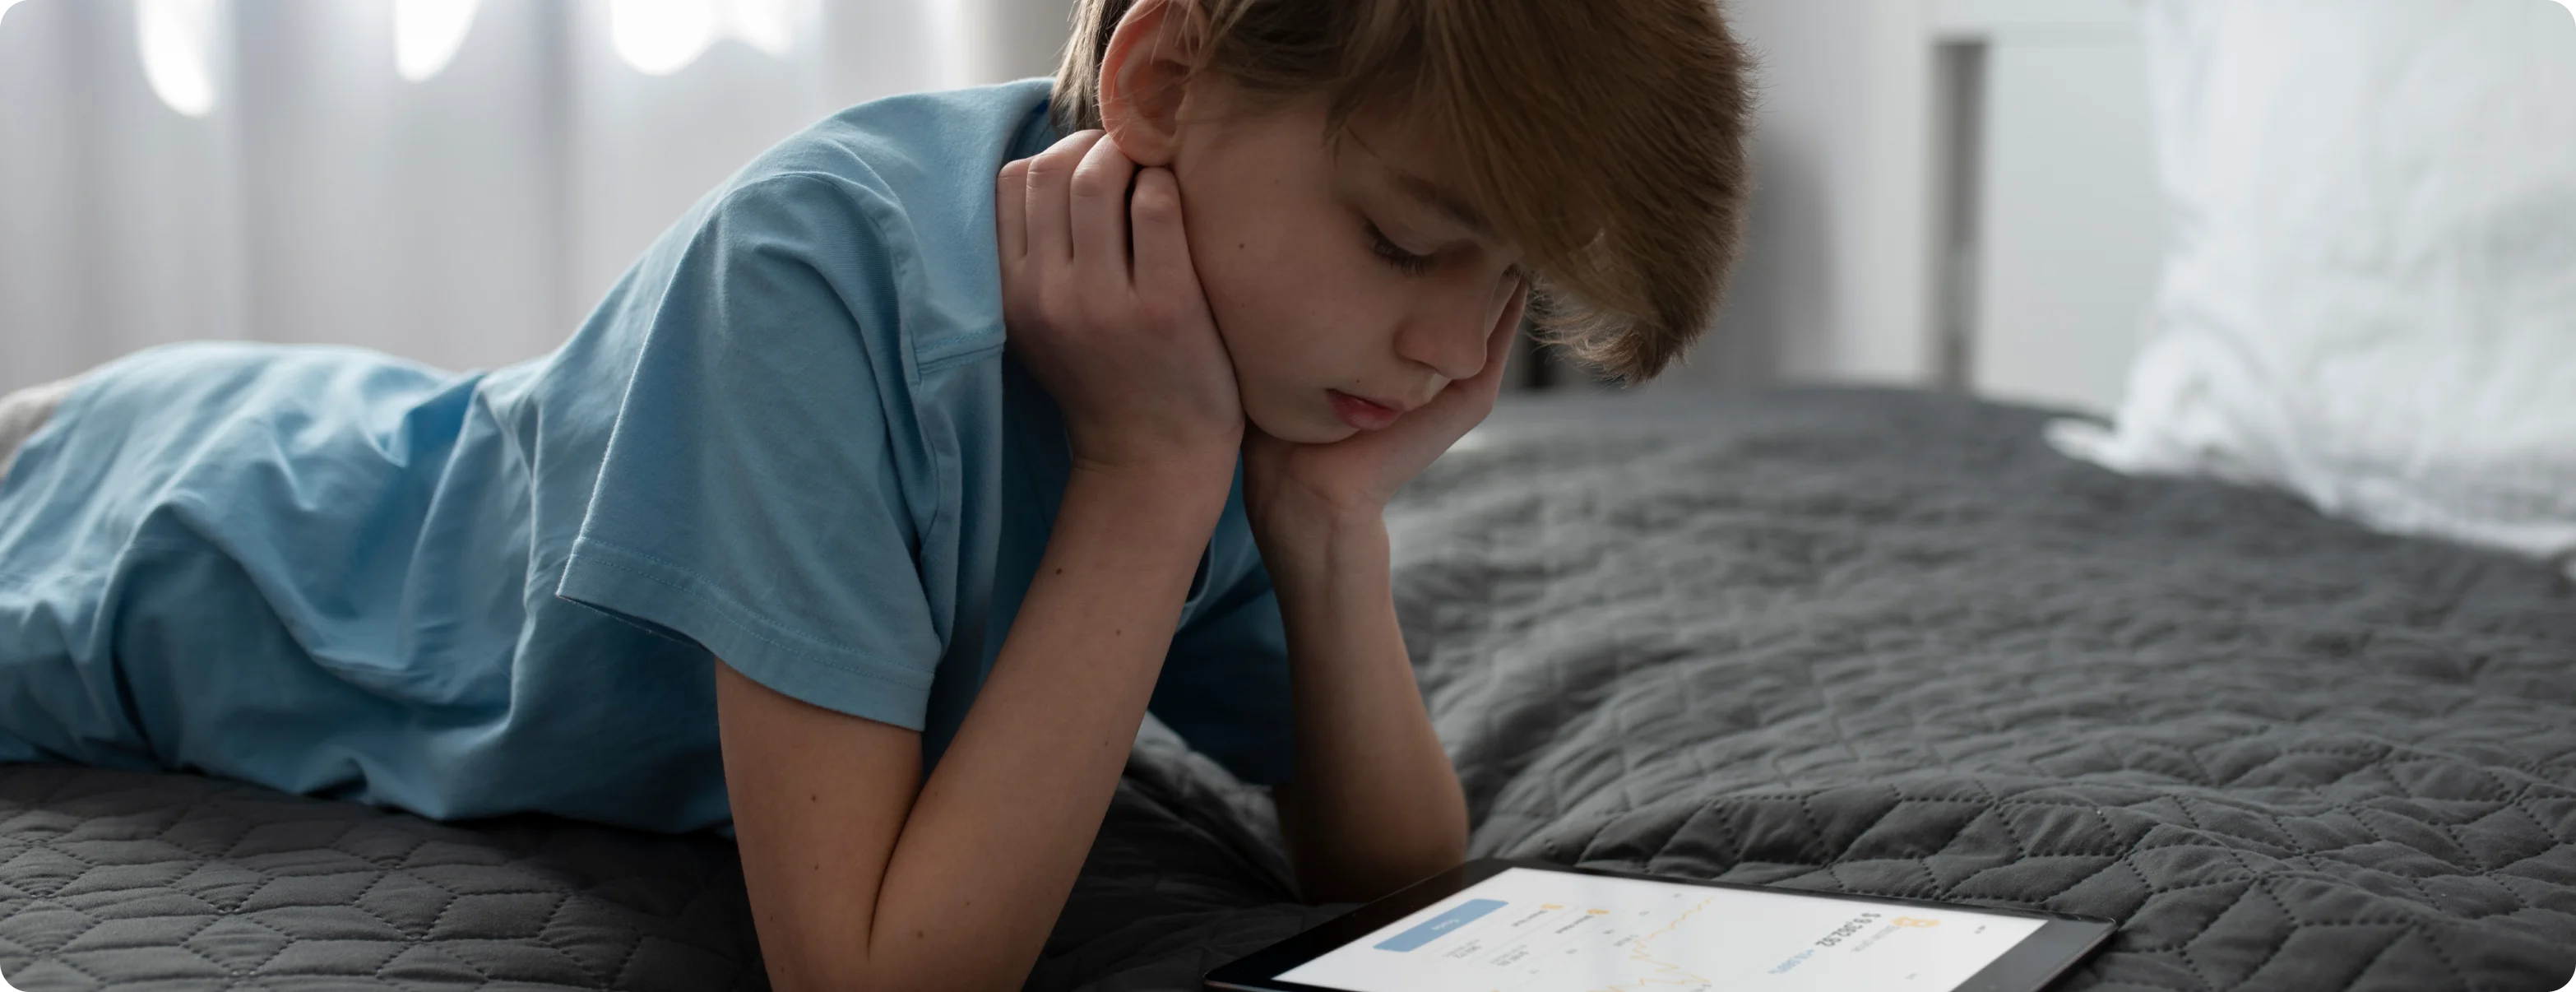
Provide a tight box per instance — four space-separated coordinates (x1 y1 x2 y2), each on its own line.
758 946 877 992
1302 822 1471 906
1281 777 1472 905
762 941 1035 992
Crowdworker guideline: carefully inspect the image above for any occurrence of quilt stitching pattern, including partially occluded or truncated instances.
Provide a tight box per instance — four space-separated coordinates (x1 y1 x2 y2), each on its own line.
0 390 2566 992
1382 392 2576 992
1030 391 2576 992
0 770 765 990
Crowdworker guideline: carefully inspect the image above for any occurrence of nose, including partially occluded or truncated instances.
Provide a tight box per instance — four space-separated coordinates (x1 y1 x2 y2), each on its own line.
1393 297 1497 383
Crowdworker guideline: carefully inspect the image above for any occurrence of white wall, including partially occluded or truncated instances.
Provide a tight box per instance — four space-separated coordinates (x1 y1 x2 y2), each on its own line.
1679 0 2166 415
1967 30 2163 413
1664 0 1936 391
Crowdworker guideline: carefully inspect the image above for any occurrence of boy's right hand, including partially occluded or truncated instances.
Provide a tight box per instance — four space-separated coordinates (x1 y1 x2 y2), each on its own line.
998 130 1243 484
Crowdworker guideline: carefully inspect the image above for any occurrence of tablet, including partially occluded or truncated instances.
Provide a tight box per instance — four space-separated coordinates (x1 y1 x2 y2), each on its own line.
1205 860 2115 992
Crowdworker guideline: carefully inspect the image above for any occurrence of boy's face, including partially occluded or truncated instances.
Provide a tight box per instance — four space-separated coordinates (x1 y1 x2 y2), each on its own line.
1165 89 1528 445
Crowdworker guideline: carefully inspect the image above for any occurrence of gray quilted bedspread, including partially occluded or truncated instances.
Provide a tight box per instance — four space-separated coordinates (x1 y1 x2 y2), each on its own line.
0 388 2568 990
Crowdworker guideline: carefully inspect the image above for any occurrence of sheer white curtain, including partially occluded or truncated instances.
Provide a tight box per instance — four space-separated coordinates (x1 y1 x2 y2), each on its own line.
0 0 1072 392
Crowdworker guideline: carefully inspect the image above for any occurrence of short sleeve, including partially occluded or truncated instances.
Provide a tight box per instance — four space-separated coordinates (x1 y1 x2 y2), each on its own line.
1151 563 1296 786
556 174 946 732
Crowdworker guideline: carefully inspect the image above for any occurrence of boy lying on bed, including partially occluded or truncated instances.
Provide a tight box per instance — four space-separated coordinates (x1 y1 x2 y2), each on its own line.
0 1 1751 987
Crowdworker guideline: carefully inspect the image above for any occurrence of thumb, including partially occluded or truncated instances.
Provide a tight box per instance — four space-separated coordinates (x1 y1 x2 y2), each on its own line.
1128 168 1198 308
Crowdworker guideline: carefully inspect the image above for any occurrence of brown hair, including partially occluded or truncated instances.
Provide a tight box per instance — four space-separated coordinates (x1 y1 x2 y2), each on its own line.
1052 0 1755 382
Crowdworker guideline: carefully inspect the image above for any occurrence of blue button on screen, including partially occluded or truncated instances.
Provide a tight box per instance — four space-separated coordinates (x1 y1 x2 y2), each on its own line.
1375 898 1507 953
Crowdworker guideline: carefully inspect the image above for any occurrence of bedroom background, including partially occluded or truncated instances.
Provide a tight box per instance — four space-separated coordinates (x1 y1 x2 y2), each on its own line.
1 0 2569 572
0 0 2170 415
0 4 2567 989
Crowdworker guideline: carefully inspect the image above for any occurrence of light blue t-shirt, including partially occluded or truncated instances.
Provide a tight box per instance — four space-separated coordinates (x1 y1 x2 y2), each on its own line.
0 80 1294 833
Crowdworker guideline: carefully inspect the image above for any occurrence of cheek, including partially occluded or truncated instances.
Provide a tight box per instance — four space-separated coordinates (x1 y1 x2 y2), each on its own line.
1170 152 1392 413
1188 235 1375 441
1188 211 1343 370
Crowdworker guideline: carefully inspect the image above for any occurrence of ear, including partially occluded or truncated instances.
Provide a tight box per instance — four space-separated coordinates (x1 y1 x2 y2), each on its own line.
1096 0 1194 167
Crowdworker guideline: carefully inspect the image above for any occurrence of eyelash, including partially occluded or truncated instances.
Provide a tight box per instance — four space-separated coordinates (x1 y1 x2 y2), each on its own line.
1364 222 1438 277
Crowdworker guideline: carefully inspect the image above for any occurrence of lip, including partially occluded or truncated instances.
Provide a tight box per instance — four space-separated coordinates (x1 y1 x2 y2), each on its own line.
1328 390 1406 431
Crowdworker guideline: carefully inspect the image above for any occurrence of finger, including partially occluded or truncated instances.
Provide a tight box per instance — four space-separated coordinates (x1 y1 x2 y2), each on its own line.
1409 278 1530 431
1128 168 1198 309
1024 130 1106 265
1465 276 1531 389
1069 133 1139 285
994 158 1031 264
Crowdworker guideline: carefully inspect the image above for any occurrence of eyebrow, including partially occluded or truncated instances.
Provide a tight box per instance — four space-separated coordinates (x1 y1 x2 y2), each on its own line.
1390 169 1496 241
1345 128 1498 241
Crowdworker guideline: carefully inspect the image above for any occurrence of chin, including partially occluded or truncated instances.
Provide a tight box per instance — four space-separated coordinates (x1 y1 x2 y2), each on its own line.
1244 392 1359 445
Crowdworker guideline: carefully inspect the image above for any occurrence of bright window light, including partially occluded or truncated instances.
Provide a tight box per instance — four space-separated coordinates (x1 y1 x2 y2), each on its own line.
609 0 718 75
137 0 219 118
609 0 804 76
723 0 796 58
394 0 480 81
924 0 972 89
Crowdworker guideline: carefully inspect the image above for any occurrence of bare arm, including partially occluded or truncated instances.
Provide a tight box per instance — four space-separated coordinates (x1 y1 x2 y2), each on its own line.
1263 512 1470 903
720 458 1232 992
1246 276 1527 906
724 83 1249 990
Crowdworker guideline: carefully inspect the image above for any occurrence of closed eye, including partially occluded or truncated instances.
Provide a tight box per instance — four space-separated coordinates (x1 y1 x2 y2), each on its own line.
1365 221 1438 277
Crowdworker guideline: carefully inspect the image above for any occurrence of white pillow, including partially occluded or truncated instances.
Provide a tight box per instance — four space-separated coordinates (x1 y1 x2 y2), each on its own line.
2048 0 2576 580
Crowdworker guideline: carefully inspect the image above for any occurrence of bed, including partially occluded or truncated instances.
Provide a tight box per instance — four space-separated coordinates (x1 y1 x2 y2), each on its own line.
0 387 2566 991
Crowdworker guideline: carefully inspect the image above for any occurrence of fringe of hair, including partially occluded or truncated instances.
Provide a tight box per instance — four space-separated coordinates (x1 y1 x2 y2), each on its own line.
1051 0 1755 383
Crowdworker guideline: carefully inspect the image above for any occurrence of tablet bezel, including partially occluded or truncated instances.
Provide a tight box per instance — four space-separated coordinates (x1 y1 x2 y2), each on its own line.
1203 858 2116 992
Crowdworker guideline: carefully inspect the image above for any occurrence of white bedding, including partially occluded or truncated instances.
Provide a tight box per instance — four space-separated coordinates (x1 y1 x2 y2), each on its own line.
2050 0 2576 578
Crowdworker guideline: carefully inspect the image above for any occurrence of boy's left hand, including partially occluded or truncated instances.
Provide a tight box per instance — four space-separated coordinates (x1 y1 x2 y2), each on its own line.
1244 280 1530 539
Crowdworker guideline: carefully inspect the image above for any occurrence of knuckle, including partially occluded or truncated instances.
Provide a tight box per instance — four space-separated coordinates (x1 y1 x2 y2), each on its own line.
1039 281 1078 322
1128 290 1168 325
1129 186 1180 226
1026 151 1079 183
1031 132 1100 175
1080 287 1124 327
1045 131 1097 156
1131 169 1177 200
1137 288 1193 329
1068 165 1119 202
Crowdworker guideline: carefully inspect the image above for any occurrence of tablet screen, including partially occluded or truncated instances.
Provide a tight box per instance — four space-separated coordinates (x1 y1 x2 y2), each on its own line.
1275 868 2048 992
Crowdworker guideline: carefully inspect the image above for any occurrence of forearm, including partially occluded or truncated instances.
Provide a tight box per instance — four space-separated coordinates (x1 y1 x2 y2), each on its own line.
1263 511 1469 904
841 464 1229 990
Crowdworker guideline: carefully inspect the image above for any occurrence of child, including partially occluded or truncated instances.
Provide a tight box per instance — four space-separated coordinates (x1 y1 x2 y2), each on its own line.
0 0 1751 986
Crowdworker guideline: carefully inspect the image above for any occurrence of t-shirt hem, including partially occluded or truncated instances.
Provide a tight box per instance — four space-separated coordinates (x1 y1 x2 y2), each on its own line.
557 536 936 731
